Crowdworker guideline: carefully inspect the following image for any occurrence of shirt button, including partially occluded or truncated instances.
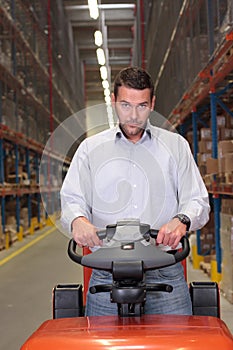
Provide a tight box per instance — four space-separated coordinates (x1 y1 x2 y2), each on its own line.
133 184 137 188
134 204 138 209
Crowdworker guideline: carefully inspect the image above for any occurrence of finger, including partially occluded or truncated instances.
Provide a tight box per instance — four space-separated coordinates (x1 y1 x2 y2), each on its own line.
92 233 101 247
171 233 183 249
156 230 165 245
162 232 171 246
85 232 102 248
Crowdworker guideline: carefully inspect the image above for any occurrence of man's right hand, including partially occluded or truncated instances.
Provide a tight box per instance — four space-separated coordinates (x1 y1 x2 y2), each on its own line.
71 216 101 248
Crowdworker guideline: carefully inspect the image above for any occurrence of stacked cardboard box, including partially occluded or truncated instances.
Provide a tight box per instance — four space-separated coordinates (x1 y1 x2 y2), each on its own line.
197 116 233 177
218 140 233 185
197 128 213 177
220 198 233 304
199 132 233 188
200 212 215 257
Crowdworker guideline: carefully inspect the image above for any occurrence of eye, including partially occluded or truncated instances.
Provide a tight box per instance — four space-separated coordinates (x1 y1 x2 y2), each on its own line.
120 102 131 110
137 104 147 111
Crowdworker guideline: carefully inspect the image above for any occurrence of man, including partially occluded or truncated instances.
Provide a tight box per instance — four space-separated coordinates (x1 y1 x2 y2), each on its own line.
60 67 210 316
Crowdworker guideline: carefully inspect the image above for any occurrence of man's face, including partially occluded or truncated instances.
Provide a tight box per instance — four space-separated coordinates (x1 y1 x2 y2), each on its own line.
112 86 155 143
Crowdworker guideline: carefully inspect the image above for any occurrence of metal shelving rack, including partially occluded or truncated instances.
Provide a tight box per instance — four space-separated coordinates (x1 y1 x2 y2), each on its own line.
0 0 84 248
167 21 233 280
145 0 233 280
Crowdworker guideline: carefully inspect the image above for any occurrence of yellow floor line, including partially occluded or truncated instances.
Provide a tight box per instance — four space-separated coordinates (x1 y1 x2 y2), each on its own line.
0 227 56 267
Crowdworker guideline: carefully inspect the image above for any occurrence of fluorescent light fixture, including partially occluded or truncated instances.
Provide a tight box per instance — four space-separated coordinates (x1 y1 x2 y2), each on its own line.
106 105 114 128
88 0 99 19
104 88 110 97
100 66 108 80
105 95 111 104
96 48 106 65
102 80 109 89
94 30 103 46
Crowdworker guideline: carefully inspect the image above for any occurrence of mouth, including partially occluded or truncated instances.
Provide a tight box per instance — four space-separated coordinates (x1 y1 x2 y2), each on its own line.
125 121 142 127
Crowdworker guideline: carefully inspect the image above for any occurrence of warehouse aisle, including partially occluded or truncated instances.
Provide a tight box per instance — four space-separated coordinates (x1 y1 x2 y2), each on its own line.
187 259 233 334
0 227 83 350
0 227 232 350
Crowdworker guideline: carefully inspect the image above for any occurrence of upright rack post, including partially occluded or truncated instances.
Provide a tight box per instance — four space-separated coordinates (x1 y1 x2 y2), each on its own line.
210 90 222 278
192 109 202 259
192 109 198 163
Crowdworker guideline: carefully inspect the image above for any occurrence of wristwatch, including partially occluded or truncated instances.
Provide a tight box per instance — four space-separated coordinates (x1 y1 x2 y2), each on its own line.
173 214 191 231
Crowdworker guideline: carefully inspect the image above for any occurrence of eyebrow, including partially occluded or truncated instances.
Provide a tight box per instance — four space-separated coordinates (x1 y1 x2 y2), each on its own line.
119 100 149 105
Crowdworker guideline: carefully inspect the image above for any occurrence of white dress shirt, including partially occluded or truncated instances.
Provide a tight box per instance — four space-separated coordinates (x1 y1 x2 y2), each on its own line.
60 121 210 235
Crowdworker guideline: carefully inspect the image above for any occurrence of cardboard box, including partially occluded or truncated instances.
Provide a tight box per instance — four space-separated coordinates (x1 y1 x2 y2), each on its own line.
198 140 212 153
223 153 233 172
221 198 233 215
210 115 226 128
219 154 233 173
200 128 212 140
220 213 233 232
219 128 233 141
197 152 212 164
218 157 225 173
218 140 233 157
206 157 218 174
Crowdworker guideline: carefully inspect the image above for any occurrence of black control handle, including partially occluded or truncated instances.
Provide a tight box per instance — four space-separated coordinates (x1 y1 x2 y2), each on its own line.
174 236 190 263
67 239 82 264
67 228 109 264
149 229 190 262
67 226 190 267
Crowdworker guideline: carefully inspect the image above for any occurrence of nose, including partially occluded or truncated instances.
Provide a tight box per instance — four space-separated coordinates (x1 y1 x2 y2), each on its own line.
131 106 139 120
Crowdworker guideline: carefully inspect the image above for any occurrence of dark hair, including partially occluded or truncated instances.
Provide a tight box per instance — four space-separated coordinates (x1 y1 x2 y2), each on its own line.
113 66 155 101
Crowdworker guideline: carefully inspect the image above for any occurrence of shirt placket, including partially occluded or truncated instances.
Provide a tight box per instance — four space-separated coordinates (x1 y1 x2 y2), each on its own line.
128 144 140 217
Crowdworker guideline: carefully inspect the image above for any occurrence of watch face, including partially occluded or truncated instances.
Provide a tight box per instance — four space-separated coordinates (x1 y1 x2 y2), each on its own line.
180 214 188 223
175 214 190 230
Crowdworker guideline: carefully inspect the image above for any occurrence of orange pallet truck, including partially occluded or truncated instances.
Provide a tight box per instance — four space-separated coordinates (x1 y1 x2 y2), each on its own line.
21 220 233 349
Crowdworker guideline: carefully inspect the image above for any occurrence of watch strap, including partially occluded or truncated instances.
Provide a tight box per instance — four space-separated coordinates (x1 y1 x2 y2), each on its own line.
173 214 191 231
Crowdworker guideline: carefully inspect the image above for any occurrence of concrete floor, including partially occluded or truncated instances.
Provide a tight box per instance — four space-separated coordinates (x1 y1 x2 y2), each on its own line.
187 257 233 334
0 227 82 350
0 226 232 350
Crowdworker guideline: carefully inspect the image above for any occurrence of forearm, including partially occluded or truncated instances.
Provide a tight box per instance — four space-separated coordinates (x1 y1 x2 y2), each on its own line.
177 141 210 231
60 193 91 234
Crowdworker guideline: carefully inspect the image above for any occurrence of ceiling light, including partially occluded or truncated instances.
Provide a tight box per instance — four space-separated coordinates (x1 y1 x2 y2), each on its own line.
105 95 111 104
102 80 109 89
104 88 110 97
94 30 103 46
96 48 106 65
100 66 108 80
88 0 99 19
106 104 114 128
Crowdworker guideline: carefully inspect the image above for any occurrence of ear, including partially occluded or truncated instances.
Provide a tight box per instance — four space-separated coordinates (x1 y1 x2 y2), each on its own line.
151 95 156 110
111 92 116 101
111 92 116 107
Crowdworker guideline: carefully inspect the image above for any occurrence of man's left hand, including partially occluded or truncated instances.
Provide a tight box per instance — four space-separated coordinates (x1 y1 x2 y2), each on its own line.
156 218 187 249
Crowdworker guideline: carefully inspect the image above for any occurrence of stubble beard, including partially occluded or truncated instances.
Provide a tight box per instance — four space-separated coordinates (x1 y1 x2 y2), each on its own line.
120 121 147 140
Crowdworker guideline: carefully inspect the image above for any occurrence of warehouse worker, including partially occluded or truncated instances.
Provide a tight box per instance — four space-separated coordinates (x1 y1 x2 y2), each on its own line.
60 66 210 316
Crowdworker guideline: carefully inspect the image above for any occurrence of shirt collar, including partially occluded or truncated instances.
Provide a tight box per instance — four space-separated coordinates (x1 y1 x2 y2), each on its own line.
115 120 152 142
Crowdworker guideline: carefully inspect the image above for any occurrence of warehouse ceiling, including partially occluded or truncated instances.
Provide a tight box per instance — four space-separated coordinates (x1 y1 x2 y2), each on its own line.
63 0 138 104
